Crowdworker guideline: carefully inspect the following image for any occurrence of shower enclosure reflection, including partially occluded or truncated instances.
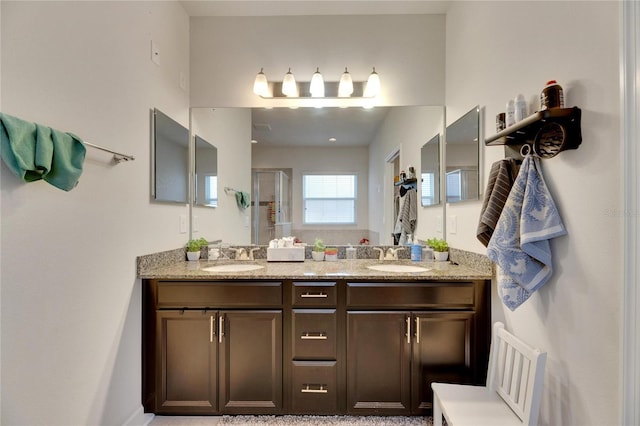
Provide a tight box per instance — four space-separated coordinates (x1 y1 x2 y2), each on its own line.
252 169 292 245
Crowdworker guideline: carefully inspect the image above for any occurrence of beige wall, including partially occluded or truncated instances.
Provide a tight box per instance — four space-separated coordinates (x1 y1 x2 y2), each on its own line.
1 1 190 424
445 2 621 425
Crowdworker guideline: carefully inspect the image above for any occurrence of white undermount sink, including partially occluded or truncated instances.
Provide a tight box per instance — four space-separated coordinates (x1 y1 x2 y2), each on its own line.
367 264 431 273
202 264 265 273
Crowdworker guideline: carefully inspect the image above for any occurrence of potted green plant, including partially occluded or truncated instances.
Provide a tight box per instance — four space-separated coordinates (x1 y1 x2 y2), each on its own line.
312 238 326 261
427 238 449 261
186 237 208 261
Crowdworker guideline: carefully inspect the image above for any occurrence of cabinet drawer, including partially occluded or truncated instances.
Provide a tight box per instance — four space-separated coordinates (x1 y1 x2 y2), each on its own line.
157 281 282 308
346 282 475 308
291 361 337 413
292 310 336 360
292 282 337 307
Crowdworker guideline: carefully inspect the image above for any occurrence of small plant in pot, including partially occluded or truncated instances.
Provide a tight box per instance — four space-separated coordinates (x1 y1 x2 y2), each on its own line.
186 237 208 261
427 238 449 261
312 238 326 261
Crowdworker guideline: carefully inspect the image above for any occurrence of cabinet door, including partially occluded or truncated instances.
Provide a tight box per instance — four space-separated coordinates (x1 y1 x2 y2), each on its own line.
411 312 474 414
156 310 218 414
219 310 282 413
346 311 411 415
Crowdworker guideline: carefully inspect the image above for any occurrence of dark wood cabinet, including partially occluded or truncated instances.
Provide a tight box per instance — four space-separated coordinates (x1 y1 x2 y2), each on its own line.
219 310 282 413
143 277 489 417
156 310 218 414
144 281 283 415
347 311 412 414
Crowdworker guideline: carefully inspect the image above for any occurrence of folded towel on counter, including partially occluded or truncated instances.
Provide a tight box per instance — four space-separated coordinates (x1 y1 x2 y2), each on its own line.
477 158 519 246
235 191 250 210
0 112 86 191
487 154 567 311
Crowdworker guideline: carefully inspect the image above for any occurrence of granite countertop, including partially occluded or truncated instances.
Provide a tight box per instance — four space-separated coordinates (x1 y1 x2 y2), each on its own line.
138 258 492 281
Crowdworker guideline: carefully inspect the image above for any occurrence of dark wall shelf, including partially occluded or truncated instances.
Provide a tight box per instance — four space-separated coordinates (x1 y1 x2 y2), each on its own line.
485 107 582 158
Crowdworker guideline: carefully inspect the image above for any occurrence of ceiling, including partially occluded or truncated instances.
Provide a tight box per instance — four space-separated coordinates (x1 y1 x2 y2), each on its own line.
251 107 391 146
181 1 450 17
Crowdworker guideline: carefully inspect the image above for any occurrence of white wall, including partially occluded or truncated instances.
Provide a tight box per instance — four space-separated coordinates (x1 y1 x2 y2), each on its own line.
191 108 252 244
190 14 445 107
445 2 621 425
252 145 369 245
1 1 189 424
368 106 445 244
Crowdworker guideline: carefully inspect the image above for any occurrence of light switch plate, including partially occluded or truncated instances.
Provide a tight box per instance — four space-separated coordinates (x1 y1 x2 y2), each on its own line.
179 214 187 234
449 215 457 234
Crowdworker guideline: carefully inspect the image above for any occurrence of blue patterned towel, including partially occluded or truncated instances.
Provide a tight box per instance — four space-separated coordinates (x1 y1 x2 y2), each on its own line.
487 154 567 310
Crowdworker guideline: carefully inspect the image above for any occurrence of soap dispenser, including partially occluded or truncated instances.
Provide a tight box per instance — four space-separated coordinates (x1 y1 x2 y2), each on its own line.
411 237 422 262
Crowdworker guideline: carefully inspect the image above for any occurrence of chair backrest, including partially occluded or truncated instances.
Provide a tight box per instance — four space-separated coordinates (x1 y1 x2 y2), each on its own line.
486 322 547 426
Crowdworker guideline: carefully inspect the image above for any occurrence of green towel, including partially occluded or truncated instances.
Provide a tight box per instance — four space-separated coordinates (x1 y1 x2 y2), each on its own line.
0 113 86 191
235 191 250 209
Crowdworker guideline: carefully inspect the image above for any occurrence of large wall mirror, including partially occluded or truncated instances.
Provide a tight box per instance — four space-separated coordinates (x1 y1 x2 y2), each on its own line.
194 135 218 207
189 106 444 246
445 105 480 203
152 108 189 204
421 134 441 207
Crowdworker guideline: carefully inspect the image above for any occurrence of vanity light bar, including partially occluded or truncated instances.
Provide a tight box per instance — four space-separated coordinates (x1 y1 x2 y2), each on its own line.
253 67 381 99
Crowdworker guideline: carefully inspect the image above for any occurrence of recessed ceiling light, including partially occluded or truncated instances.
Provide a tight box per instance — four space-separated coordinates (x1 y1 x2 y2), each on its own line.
329 137 337 142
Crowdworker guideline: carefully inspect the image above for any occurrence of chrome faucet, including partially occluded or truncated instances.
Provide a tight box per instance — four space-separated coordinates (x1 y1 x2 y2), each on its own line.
231 247 248 260
385 247 405 260
249 247 260 260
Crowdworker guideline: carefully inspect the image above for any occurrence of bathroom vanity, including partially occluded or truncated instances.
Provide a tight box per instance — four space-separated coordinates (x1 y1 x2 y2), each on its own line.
140 259 491 416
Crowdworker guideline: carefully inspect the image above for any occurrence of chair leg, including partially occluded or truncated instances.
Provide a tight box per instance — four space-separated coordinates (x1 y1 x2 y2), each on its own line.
433 393 443 426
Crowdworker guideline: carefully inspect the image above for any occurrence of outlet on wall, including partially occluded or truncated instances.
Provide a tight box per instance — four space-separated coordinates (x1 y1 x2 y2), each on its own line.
179 214 187 234
151 40 160 66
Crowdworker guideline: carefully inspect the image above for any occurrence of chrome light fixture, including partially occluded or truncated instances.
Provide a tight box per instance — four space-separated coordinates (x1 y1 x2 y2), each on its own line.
310 67 325 97
338 67 354 97
253 66 380 100
253 68 269 97
282 68 297 97
364 67 381 98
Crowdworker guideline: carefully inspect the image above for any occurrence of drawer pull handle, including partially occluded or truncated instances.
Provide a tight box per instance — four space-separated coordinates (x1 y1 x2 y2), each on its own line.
210 316 215 343
301 292 327 298
301 384 328 394
300 332 327 340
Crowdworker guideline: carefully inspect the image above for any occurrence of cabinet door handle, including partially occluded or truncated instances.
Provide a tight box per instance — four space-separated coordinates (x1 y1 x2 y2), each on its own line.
406 316 411 344
219 315 225 343
301 292 327 298
415 316 420 344
301 384 328 394
210 315 215 343
300 332 327 340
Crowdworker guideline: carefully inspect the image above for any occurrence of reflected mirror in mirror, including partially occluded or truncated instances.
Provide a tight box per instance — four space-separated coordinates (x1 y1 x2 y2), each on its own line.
194 135 218 207
152 108 189 204
421 134 441 207
445 105 480 203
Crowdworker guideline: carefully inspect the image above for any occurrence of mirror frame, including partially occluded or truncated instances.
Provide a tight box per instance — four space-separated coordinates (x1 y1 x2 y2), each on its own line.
193 134 218 208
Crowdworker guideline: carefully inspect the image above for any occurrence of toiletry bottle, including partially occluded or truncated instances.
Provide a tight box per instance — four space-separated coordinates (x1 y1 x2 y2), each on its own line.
514 94 528 122
540 80 564 110
506 99 515 127
411 238 422 262
346 244 357 260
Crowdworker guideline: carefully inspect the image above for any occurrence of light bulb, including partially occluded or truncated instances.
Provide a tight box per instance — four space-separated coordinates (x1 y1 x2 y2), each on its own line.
364 67 380 97
338 67 354 97
253 68 269 97
282 68 297 97
310 67 325 97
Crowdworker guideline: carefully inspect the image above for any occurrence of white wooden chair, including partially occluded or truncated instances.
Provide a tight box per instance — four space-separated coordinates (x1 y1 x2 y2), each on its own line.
432 322 547 426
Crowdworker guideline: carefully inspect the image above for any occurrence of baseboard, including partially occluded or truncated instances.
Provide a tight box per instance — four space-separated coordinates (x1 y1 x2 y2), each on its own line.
122 405 154 426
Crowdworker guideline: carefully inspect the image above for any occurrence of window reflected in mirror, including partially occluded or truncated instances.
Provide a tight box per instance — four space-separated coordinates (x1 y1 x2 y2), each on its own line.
152 108 189 204
194 135 218 207
420 134 440 207
445 106 480 203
